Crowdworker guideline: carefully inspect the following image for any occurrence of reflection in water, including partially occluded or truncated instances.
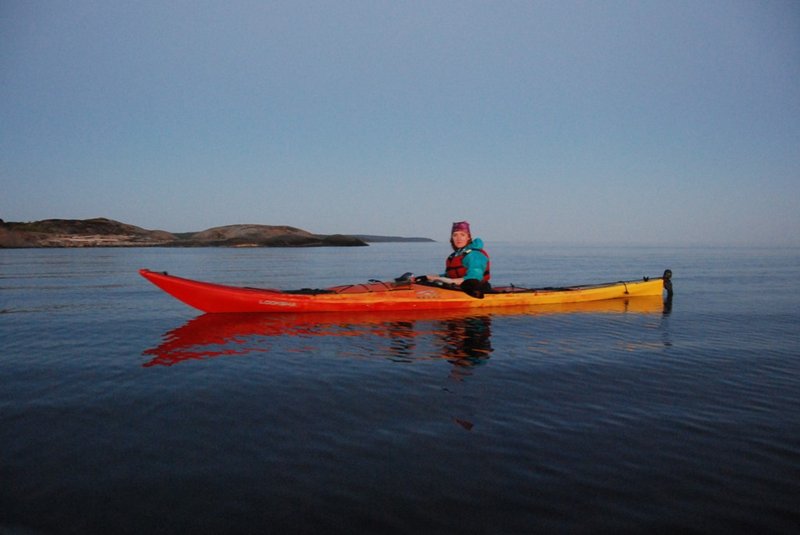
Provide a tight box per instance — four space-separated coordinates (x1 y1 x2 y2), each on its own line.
661 295 673 347
142 310 495 369
663 295 673 315
143 298 667 432
143 296 666 368
384 321 417 363
437 316 493 382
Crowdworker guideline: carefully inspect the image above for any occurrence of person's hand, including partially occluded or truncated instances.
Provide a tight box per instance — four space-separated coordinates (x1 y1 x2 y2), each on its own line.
425 275 462 285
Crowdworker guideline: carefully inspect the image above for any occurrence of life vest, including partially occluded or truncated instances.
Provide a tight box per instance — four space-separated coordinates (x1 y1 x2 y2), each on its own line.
446 247 491 282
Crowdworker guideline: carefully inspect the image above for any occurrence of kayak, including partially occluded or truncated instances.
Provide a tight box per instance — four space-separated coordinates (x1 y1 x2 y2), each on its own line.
139 268 672 314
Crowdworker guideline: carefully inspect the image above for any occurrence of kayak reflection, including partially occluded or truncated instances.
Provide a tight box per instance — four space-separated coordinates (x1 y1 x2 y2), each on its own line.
142 309 492 368
142 296 666 368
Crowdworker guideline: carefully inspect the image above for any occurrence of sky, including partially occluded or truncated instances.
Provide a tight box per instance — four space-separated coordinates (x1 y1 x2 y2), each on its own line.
1 0 799 245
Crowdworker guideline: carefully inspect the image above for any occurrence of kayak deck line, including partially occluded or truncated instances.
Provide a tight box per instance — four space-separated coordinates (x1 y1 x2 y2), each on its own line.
273 279 649 296
139 268 672 314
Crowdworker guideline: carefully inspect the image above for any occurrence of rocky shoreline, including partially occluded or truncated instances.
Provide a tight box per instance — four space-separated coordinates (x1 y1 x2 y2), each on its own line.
0 218 433 248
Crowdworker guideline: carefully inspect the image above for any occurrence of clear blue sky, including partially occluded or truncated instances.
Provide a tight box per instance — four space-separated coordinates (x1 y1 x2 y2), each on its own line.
2 1 798 245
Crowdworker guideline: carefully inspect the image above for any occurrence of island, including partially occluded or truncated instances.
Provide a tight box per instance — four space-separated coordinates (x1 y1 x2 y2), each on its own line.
0 218 435 248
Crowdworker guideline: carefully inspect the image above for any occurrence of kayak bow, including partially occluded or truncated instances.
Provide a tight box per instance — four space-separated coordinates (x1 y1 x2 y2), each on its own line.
139 268 671 314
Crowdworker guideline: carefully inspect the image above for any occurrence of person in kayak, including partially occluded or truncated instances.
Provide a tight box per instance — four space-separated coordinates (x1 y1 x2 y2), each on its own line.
423 220 491 298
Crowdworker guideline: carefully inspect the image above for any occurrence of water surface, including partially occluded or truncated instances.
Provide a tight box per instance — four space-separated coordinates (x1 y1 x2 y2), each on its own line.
2 244 799 533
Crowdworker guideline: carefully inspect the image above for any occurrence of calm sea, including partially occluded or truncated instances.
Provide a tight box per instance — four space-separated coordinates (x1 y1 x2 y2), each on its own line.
2 243 799 534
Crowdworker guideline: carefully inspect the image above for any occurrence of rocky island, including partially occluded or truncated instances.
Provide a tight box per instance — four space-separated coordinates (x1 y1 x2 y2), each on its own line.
0 218 434 248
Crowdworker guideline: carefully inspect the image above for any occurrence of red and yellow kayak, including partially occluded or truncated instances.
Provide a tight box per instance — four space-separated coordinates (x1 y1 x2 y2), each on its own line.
139 268 672 314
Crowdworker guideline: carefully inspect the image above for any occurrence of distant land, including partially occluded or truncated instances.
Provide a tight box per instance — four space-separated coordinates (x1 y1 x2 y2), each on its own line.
0 218 435 248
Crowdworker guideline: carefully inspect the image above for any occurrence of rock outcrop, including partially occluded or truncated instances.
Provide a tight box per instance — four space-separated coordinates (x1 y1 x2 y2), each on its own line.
0 218 175 247
0 218 370 248
180 224 367 247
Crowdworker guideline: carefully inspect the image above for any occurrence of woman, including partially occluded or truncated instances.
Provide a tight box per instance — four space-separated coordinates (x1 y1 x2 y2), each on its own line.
425 221 491 298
